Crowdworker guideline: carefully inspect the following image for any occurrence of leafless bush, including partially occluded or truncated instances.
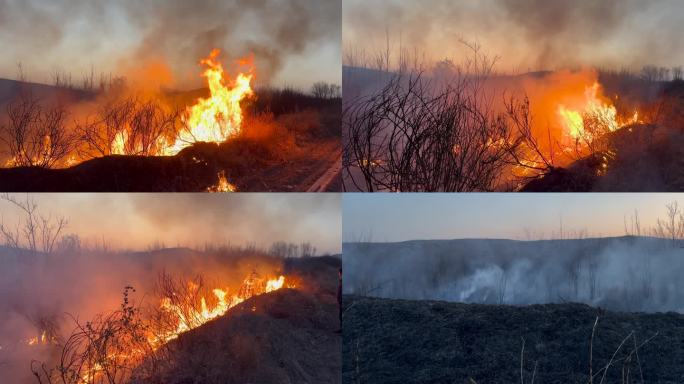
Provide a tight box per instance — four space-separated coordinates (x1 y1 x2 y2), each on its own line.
77 98 179 158
31 287 160 384
343 74 551 191
51 69 73 89
577 110 616 157
127 101 179 155
1 93 78 168
343 40 558 191
652 201 684 247
77 98 136 157
0 194 68 256
311 82 341 99
148 272 211 341
269 241 317 258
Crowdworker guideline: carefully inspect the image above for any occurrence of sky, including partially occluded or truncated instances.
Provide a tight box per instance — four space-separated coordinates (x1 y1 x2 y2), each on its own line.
343 0 684 73
0 0 341 90
343 193 682 242
0 193 341 254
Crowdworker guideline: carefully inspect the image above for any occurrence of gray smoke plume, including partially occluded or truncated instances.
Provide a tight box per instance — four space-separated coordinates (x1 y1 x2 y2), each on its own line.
343 0 683 70
344 237 684 313
0 0 340 87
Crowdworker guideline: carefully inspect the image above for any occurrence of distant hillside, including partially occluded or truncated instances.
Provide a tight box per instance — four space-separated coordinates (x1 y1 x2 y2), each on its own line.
0 78 95 107
343 295 684 384
344 237 684 312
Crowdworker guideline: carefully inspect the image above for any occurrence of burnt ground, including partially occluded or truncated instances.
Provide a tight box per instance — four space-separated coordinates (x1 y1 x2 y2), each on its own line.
523 81 684 192
343 295 684 384
151 256 341 384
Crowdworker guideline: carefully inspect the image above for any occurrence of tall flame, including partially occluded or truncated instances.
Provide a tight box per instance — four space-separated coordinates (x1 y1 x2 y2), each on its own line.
164 49 254 155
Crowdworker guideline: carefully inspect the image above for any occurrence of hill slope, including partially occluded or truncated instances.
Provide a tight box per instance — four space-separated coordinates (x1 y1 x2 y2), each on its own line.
151 256 341 384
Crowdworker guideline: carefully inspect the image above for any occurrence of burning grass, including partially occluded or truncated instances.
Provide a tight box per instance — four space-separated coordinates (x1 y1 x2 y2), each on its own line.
342 42 683 192
5 249 325 384
0 50 341 192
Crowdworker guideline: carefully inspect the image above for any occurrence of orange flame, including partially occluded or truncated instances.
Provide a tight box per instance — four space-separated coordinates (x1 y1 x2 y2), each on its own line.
557 82 639 142
206 170 236 192
153 273 290 345
106 49 254 157
26 330 57 346
164 49 254 155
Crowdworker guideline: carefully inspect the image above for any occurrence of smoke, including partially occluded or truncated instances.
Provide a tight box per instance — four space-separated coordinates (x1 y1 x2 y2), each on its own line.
344 237 684 312
0 191 341 382
0 193 342 254
0 0 340 88
343 0 684 71
127 193 342 252
0 247 289 383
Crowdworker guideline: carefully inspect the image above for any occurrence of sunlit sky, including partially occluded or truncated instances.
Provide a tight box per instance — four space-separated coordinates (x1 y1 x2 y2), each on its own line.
343 0 684 72
343 193 682 242
0 0 341 89
0 194 341 254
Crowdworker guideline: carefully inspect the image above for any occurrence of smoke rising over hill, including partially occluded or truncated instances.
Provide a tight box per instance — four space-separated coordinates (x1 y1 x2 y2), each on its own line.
344 237 684 312
343 0 684 71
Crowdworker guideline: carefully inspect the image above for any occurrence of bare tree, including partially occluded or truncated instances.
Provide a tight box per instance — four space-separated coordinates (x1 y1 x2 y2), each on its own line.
0 194 68 256
672 66 683 81
653 201 684 247
16 62 26 82
311 82 342 99
624 210 641 237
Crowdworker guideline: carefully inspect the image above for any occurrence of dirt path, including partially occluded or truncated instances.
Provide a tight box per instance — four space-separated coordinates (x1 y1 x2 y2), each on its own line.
306 149 341 192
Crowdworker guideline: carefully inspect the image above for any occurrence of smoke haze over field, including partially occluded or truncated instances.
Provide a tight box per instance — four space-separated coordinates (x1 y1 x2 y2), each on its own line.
343 0 684 71
343 194 684 312
0 193 341 254
0 0 341 89
344 237 684 312
0 192 340 383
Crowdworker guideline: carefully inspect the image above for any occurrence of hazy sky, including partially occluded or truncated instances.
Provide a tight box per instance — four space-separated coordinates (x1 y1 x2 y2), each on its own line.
343 0 684 72
0 0 341 89
343 193 682 242
0 193 341 254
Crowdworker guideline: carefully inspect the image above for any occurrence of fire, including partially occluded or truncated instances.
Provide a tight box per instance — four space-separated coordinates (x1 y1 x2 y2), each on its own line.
557 82 639 143
206 170 236 192
153 273 291 345
164 49 254 155
26 330 56 346
105 49 254 157
111 131 128 155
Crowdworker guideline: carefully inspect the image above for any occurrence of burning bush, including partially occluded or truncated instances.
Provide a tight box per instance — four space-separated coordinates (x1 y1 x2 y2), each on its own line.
29 268 294 384
76 98 181 158
343 45 555 191
1 93 78 168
